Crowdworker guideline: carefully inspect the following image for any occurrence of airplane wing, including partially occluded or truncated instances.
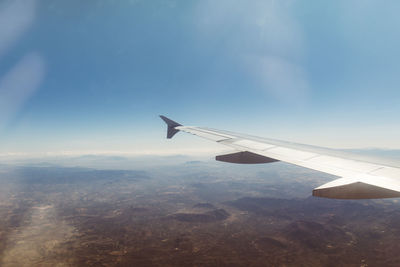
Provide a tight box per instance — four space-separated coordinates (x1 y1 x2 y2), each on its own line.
160 115 400 199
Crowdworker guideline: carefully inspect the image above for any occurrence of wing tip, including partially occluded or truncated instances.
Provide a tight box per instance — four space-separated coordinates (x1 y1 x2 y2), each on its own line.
159 115 182 139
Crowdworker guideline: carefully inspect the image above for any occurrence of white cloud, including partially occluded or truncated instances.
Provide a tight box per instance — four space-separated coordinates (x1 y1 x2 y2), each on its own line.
0 53 45 129
194 0 309 102
0 0 44 130
0 0 36 57
245 55 309 101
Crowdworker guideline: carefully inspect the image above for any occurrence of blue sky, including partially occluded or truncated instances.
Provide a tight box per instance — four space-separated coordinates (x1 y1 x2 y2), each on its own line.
1 0 400 156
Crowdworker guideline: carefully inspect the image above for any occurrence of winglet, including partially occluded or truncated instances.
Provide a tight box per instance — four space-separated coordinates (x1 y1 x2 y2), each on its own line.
160 115 182 139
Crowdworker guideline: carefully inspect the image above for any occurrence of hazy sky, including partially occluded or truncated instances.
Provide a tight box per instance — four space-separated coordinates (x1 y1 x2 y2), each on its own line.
1 0 400 156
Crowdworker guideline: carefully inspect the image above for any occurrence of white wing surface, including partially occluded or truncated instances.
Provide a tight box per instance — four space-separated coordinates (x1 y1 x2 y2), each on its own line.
160 116 400 199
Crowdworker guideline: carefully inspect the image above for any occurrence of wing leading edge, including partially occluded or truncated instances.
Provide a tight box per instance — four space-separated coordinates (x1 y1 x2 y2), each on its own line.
160 115 400 199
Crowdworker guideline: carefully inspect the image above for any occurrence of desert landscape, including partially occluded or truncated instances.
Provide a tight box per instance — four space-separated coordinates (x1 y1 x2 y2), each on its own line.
0 157 400 266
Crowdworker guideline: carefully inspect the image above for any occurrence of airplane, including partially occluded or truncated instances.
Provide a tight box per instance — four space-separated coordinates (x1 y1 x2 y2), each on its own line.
160 115 400 199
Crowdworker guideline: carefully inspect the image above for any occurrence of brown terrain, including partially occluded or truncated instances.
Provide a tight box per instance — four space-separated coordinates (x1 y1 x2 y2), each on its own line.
0 161 400 266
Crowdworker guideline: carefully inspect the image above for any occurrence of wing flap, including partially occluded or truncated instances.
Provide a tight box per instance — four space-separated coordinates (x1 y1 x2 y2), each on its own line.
177 126 234 142
229 139 276 150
